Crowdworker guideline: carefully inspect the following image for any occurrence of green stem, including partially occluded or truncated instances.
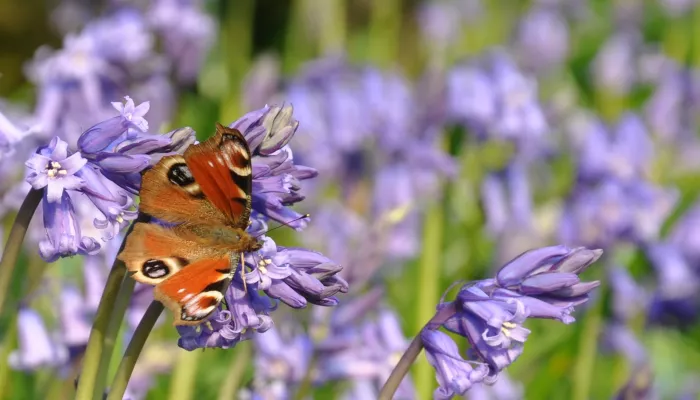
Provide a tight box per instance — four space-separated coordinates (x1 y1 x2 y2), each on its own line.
75 225 135 400
378 335 423 400
368 0 401 67
0 188 42 316
216 342 251 400
378 303 456 400
93 277 136 399
571 282 605 400
219 0 253 122
292 354 317 400
106 301 164 400
318 0 346 55
414 204 443 398
167 346 201 400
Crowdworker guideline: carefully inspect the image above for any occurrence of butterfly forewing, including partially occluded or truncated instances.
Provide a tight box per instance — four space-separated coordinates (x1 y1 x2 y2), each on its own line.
183 124 253 229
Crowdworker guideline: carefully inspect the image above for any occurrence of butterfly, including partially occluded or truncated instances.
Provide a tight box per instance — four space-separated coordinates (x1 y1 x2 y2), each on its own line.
117 123 263 325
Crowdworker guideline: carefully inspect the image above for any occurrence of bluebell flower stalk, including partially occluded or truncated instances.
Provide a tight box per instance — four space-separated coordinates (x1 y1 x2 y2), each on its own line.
379 245 602 400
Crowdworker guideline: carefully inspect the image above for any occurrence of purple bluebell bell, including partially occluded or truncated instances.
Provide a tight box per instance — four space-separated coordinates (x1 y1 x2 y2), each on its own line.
147 0 215 83
9 308 69 371
246 236 349 308
284 57 372 185
514 5 569 74
591 30 641 95
421 329 489 399
644 61 700 143
26 136 87 202
177 280 275 350
316 309 417 399
231 105 316 230
423 245 602 385
644 204 700 326
447 52 548 147
22 96 196 261
577 113 653 183
466 371 524 400
246 325 313 399
559 179 678 249
27 9 156 145
59 286 93 358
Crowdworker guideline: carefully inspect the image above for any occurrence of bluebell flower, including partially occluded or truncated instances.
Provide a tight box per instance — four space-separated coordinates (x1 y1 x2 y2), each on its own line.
233 105 317 230
245 325 314 399
316 309 417 399
514 5 569 74
147 0 215 83
23 96 196 261
559 179 678 249
577 113 653 183
421 329 489 399
27 9 156 145
9 308 69 371
447 51 548 148
424 245 602 386
591 30 641 95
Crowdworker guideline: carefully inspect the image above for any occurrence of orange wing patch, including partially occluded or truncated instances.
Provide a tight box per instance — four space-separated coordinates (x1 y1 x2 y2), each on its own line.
154 256 234 325
184 124 253 228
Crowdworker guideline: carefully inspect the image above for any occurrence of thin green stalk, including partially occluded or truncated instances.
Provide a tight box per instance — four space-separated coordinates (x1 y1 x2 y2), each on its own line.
75 225 135 400
216 342 251 400
167 345 202 400
414 204 444 398
219 0 253 122
293 354 318 400
368 0 401 67
0 317 18 399
93 277 136 399
0 188 42 316
283 0 315 74
379 303 456 400
692 4 700 66
318 0 346 55
106 301 164 400
379 334 423 400
571 282 605 400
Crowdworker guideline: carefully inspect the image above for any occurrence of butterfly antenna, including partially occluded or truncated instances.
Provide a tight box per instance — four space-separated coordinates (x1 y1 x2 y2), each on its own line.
255 214 310 239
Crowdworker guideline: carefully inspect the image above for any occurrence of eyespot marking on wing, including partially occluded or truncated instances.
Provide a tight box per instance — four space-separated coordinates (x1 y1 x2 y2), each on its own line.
167 162 203 197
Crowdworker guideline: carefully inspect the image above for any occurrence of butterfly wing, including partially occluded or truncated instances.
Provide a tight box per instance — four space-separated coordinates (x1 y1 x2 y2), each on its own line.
154 254 238 325
118 222 235 325
183 123 253 229
138 155 229 225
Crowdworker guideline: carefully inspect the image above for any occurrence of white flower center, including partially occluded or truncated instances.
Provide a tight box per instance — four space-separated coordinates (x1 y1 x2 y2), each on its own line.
501 321 517 337
257 257 272 274
46 161 67 178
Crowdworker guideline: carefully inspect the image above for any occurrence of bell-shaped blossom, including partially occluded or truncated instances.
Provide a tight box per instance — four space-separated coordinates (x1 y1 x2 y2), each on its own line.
232 104 317 230
22 96 195 261
421 329 489 399
8 308 69 371
424 245 602 388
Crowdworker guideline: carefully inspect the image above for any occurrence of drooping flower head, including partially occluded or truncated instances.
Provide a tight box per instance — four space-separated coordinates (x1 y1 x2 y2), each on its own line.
23 96 195 261
422 245 602 392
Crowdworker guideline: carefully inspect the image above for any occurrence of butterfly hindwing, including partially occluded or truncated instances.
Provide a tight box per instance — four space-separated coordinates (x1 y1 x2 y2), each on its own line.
154 254 238 325
118 222 227 286
183 124 253 229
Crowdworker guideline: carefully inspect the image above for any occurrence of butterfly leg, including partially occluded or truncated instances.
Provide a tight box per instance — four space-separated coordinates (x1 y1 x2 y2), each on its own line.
240 253 248 293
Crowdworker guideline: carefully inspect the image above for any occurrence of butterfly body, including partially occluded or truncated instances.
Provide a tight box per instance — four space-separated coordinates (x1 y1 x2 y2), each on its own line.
118 124 261 325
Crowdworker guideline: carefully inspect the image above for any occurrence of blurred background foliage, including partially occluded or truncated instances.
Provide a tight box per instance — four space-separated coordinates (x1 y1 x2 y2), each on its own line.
2 0 700 399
